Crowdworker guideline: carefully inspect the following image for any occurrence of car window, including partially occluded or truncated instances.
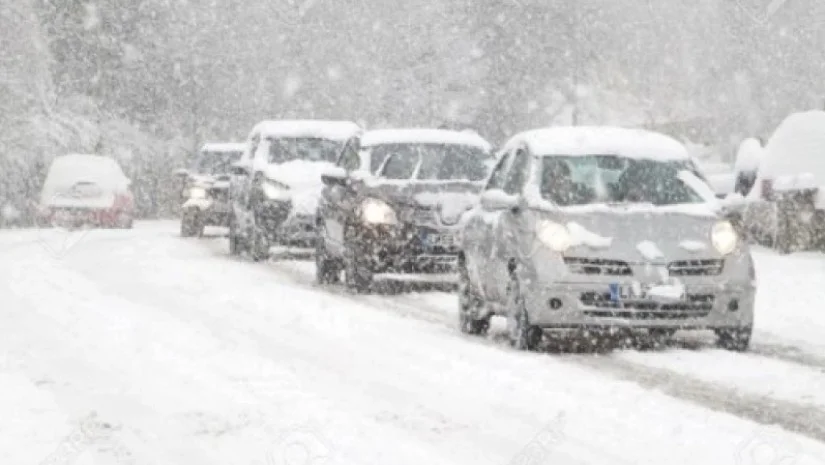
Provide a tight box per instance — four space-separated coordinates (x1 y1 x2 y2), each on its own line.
502 148 529 194
485 152 513 190
380 150 420 180
268 137 342 164
539 155 705 206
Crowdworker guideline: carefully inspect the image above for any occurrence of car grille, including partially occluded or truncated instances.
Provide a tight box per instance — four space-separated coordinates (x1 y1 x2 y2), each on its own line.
563 257 632 276
411 206 435 225
667 259 724 276
579 291 714 319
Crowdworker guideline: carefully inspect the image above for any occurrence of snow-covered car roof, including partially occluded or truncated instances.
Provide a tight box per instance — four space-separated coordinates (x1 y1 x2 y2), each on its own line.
503 126 690 161
359 128 492 151
761 111 825 180
200 142 246 153
251 120 360 141
41 154 129 202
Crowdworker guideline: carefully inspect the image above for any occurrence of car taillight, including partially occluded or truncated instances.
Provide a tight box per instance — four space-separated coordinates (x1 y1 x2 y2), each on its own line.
761 178 774 200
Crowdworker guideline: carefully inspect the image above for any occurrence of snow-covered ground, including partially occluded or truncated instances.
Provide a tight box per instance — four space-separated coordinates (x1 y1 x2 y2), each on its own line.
2 221 825 464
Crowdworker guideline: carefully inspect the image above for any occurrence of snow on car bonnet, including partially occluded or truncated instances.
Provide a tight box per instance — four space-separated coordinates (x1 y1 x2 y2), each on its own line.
264 160 335 215
506 126 689 161
200 142 246 152
254 120 360 141
360 128 492 151
413 191 480 224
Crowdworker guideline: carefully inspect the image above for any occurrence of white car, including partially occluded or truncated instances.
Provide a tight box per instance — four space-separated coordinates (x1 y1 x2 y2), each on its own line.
228 120 361 260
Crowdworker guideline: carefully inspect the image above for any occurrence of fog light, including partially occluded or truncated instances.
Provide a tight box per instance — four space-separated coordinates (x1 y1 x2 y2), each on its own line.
728 299 739 312
549 298 563 310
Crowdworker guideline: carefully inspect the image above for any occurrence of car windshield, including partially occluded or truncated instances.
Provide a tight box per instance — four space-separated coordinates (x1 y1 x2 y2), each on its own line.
375 143 489 181
539 155 705 206
192 150 243 175
268 137 342 164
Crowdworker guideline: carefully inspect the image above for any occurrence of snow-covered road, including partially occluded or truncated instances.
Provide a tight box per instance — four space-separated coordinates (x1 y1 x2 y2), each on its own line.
2 221 825 465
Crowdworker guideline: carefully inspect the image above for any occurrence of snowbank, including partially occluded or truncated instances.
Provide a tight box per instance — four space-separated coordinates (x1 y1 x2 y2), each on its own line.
734 137 765 173
759 111 825 186
360 128 492 151
503 126 689 161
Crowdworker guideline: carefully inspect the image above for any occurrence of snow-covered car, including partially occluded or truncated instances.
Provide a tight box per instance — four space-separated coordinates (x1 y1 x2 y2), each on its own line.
38 153 135 229
228 120 361 260
742 111 825 253
458 126 755 352
176 142 245 237
315 128 493 292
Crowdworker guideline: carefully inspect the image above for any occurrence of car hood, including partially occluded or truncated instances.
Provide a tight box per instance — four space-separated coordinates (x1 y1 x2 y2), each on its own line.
368 180 483 226
543 206 726 262
189 174 231 189
264 160 335 215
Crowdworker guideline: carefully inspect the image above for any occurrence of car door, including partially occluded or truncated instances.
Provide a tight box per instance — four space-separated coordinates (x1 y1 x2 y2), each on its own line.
482 146 530 303
464 149 514 299
230 134 256 222
491 147 533 301
322 136 363 256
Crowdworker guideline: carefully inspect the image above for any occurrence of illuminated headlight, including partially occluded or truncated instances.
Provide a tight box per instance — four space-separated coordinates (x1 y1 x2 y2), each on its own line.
361 198 397 225
188 187 207 199
711 220 738 255
537 220 572 252
262 180 291 201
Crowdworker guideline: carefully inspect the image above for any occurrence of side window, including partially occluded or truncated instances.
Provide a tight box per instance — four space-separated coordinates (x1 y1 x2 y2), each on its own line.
381 153 419 180
503 148 529 195
485 152 513 191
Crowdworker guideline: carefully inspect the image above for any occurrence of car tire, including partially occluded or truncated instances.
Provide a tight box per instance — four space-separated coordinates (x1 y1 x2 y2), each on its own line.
343 236 373 293
250 222 270 262
180 214 197 237
315 233 341 285
228 214 245 256
458 256 490 336
506 274 542 351
715 326 752 352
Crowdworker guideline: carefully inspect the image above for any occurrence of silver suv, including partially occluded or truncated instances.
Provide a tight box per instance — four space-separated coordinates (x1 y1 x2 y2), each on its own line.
458 127 756 351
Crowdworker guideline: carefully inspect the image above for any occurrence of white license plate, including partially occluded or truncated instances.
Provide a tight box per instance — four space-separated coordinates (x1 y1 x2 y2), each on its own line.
427 232 457 248
609 283 687 302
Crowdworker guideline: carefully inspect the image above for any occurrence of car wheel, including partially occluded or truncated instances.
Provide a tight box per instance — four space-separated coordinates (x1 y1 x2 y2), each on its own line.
180 214 197 237
458 257 489 336
343 237 372 293
228 214 245 256
315 233 341 285
715 326 752 352
506 275 542 351
250 222 270 262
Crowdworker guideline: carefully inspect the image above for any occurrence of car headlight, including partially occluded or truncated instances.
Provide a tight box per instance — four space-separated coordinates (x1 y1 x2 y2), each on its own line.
537 220 572 252
188 187 207 199
361 198 398 225
262 180 291 201
711 220 738 255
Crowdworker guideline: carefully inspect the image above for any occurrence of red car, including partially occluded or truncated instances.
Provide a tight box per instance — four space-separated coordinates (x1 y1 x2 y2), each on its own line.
38 154 135 229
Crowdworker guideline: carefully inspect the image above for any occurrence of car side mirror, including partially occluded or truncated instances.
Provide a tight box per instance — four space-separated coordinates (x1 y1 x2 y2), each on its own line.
229 163 249 177
480 189 519 211
321 166 349 187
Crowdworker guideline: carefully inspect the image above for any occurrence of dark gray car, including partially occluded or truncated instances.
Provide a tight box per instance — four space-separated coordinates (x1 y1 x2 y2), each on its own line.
458 127 756 351
316 128 493 292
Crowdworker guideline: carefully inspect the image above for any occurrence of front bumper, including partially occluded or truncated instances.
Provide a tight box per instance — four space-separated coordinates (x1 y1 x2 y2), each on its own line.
523 279 755 330
182 198 232 226
350 223 461 279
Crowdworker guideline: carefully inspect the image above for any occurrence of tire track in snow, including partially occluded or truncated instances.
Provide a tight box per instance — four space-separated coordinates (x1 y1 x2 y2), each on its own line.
200 238 825 443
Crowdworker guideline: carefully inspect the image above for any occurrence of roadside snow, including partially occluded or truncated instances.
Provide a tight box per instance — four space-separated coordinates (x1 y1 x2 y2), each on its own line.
618 350 825 410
